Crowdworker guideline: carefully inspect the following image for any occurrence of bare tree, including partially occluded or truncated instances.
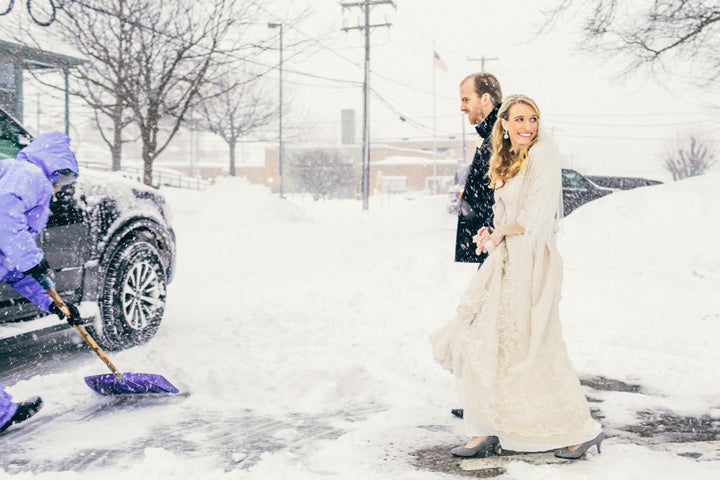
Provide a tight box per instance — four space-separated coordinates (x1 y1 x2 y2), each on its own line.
289 149 358 201
122 0 257 186
3 0 258 183
194 74 274 176
543 1 720 84
1 1 142 170
664 135 717 180
61 1 140 171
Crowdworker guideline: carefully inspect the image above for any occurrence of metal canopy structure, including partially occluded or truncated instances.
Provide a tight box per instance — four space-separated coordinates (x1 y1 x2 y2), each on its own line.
0 39 86 134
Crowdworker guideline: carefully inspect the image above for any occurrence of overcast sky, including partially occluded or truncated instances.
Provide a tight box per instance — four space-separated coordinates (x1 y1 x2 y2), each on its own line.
4 0 718 180
270 0 720 180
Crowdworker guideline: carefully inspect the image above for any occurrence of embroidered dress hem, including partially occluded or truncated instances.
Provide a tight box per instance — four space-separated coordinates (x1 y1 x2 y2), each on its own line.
486 423 602 453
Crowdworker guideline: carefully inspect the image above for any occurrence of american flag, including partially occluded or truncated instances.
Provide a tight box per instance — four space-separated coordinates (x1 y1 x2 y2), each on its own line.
433 51 448 73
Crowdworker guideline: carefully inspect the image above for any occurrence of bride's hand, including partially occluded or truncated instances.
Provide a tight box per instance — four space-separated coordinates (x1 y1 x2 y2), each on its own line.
473 227 494 254
489 227 504 247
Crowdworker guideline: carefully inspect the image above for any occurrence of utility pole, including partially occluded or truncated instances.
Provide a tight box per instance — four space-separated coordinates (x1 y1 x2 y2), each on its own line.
268 22 284 198
432 42 437 194
467 55 498 71
341 0 395 210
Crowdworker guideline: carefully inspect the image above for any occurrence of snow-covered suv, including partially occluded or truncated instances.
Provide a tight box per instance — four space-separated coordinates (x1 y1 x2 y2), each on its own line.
0 108 175 353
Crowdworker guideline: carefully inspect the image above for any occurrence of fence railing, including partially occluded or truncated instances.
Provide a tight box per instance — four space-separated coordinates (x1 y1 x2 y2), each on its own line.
80 162 208 191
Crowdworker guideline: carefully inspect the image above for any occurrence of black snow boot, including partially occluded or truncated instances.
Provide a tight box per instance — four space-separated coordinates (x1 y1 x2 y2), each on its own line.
0 396 43 433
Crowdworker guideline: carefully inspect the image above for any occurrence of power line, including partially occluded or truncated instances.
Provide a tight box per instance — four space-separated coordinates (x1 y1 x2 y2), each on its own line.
546 111 720 118
254 2 364 70
255 2 457 103
341 0 396 211
467 55 499 71
546 118 713 128
0 0 61 26
370 88 457 136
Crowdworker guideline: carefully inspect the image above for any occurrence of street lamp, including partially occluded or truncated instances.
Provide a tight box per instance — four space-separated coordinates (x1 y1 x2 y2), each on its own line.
268 22 284 198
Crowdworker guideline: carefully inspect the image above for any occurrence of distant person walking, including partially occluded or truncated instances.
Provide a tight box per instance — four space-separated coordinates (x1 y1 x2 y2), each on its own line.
455 73 502 264
0 131 82 434
432 95 603 459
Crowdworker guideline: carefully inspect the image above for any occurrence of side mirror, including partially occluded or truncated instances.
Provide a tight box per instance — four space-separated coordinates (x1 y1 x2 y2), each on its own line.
18 134 32 146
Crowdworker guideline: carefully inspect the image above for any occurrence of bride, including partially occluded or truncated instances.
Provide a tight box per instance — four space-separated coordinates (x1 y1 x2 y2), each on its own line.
431 94 603 459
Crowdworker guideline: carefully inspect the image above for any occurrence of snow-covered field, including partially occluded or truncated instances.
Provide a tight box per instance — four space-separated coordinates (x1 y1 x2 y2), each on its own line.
2 172 719 479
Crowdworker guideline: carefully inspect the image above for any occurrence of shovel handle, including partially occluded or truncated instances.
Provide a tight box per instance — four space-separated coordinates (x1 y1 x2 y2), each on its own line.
47 288 123 379
73 324 122 379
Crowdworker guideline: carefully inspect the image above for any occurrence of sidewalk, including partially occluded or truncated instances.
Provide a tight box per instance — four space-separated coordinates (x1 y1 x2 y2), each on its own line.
412 375 720 477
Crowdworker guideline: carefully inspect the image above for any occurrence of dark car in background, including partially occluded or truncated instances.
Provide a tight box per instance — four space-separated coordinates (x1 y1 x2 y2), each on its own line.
0 107 176 357
447 166 616 215
560 168 615 215
585 175 663 190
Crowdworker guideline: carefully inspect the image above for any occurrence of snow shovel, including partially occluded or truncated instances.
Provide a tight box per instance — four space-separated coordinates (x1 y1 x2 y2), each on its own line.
48 289 179 396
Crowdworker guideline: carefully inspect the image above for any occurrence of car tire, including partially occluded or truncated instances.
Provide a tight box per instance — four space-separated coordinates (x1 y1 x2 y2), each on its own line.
94 238 168 350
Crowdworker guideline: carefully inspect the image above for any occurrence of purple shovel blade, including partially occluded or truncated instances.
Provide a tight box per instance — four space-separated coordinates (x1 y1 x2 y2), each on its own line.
84 372 179 395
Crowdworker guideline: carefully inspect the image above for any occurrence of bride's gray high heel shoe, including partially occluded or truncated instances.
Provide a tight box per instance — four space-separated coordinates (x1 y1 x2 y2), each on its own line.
554 432 604 459
451 436 500 457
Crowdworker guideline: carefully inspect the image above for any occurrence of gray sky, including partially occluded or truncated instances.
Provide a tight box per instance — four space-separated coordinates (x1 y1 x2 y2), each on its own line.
5 0 718 180
272 0 720 180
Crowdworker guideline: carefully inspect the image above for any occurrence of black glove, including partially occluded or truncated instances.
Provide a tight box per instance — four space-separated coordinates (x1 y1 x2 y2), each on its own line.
49 302 83 326
23 257 55 291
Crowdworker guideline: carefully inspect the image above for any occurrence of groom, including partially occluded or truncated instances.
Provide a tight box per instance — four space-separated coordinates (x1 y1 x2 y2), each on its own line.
452 72 503 419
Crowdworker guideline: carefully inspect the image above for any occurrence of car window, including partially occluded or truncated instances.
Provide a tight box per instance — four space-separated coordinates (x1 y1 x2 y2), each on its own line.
47 185 85 227
0 108 32 159
562 170 590 189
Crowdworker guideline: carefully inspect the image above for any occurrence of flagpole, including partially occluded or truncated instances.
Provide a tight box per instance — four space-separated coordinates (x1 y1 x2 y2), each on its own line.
432 41 437 194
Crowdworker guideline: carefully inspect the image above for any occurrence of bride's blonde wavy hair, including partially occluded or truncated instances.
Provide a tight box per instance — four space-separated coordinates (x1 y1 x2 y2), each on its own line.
488 94 541 189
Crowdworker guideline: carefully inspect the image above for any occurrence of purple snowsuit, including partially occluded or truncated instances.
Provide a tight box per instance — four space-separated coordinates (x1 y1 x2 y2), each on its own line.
0 131 78 427
0 380 17 427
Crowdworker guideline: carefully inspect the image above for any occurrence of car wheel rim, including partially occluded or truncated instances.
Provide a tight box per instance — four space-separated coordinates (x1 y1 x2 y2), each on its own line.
121 260 163 330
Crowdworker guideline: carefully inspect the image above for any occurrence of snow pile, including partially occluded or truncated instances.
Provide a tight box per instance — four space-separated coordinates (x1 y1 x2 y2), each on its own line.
559 173 720 404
